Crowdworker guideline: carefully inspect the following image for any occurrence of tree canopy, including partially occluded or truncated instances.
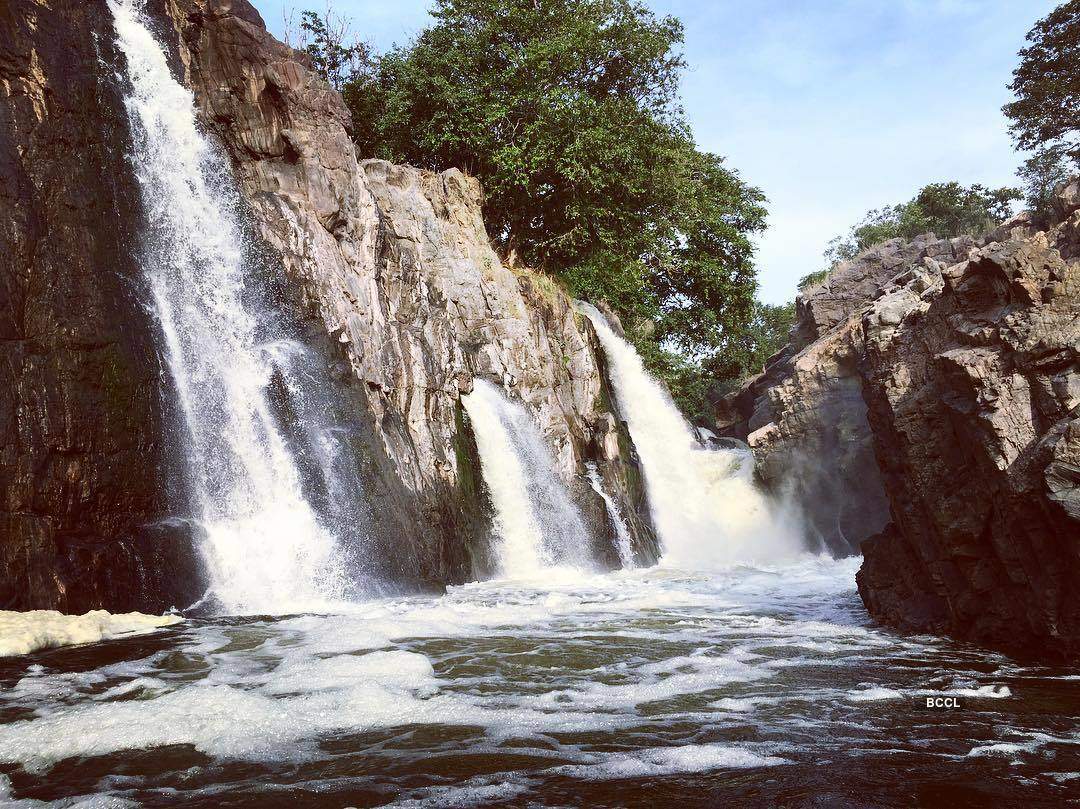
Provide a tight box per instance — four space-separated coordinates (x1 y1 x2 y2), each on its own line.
1004 0 1080 161
299 0 770 415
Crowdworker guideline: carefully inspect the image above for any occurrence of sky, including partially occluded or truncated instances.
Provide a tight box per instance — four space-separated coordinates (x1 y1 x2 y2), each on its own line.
255 0 1058 304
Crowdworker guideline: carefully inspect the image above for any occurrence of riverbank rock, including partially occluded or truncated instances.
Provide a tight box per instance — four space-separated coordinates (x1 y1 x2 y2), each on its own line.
716 191 1080 659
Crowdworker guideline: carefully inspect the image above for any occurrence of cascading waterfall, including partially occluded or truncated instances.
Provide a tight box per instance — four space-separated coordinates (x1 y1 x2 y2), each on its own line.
584 463 636 568
109 0 347 614
578 303 802 567
461 380 595 577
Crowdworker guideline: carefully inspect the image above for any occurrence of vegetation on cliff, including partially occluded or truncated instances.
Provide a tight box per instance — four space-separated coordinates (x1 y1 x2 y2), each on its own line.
799 182 1020 290
293 0 775 418
1005 0 1080 227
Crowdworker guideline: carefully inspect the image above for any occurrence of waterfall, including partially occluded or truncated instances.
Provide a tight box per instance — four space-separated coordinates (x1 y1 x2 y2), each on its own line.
584 463 636 569
461 380 595 577
109 0 347 614
578 303 802 567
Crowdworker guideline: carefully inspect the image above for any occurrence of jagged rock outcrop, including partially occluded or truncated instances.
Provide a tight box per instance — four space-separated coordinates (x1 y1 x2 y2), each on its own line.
717 189 1080 659
716 235 976 555
0 0 202 612
165 0 656 581
857 201 1080 660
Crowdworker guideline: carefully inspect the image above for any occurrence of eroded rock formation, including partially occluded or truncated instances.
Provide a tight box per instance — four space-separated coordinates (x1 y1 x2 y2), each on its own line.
718 189 1080 659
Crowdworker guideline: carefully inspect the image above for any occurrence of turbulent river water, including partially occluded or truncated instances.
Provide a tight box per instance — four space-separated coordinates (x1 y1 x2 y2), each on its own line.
2 557 1078 807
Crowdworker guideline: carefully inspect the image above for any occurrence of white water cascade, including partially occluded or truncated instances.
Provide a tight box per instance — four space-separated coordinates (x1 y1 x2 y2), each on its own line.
578 303 802 567
461 380 595 577
584 463 636 568
109 0 346 614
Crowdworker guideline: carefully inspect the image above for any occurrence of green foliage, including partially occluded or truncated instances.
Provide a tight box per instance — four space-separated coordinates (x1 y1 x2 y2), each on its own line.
797 268 829 291
1004 0 1080 161
706 300 794 384
653 300 795 422
820 181 1020 276
299 0 767 410
295 9 372 91
1018 145 1074 227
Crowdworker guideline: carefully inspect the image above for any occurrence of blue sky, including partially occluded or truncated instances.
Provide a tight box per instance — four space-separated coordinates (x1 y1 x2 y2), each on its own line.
255 0 1057 303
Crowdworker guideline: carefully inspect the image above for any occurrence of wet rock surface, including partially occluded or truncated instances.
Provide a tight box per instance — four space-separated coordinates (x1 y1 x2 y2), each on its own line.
0 0 202 612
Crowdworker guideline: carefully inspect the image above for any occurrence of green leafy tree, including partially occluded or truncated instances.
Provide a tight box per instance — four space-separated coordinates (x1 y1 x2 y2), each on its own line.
331 0 766 406
1004 0 1080 161
1018 145 1074 226
657 299 793 422
706 300 794 385
291 7 372 91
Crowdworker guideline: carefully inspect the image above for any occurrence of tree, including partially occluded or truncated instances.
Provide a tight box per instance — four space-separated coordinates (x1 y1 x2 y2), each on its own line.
333 0 766 398
814 181 1020 284
1004 0 1080 161
285 6 372 91
1018 145 1074 226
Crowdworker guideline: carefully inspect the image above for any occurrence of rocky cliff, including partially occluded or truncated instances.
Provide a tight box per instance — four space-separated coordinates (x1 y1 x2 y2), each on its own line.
0 0 655 609
165 0 657 582
715 235 977 556
0 0 202 612
718 194 1080 659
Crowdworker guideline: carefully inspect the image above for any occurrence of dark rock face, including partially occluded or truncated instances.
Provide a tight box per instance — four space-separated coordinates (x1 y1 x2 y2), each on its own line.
0 0 203 612
856 213 1080 660
716 187 1080 659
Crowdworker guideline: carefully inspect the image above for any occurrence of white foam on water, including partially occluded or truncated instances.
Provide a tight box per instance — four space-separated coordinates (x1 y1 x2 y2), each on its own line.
533 652 774 711
107 0 347 615
2 555 1070 801
550 744 790 779
388 779 532 809
710 697 775 712
577 302 803 568
0 611 182 657
846 686 904 702
966 742 1036 759
0 773 138 809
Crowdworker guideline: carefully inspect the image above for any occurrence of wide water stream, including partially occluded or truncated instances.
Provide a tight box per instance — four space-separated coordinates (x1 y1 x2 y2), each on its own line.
2 557 1077 807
